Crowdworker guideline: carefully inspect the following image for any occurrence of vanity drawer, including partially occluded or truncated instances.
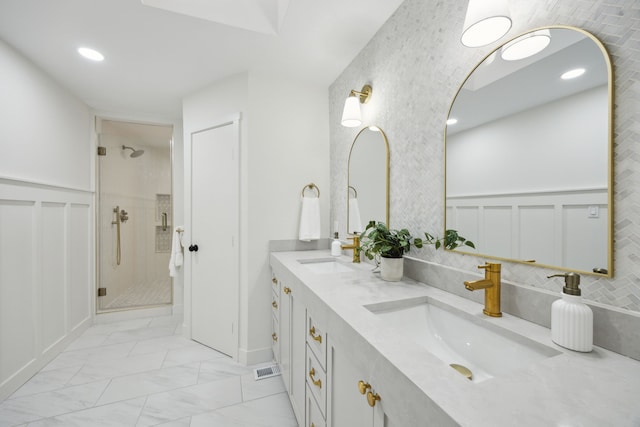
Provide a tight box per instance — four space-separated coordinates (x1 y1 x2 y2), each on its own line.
306 312 327 369
306 344 326 417
306 384 326 427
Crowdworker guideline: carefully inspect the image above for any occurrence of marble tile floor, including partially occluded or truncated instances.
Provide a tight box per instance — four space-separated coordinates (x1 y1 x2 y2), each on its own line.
0 315 297 427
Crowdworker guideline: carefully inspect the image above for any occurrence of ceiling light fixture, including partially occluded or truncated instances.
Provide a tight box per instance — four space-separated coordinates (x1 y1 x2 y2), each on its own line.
501 29 551 61
461 0 512 48
341 84 372 128
77 47 104 62
561 68 586 80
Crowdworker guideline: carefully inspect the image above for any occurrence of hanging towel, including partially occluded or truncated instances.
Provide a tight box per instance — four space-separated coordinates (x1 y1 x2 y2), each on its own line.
299 196 321 241
169 226 184 277
348 198 363 234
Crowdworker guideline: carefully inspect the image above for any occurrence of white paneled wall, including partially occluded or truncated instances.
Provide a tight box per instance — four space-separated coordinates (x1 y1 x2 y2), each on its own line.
447 189 608 272
0 179 93 400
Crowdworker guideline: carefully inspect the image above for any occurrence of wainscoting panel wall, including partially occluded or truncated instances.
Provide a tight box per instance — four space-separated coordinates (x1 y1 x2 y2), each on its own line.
0 178 93 400
446 189 608 272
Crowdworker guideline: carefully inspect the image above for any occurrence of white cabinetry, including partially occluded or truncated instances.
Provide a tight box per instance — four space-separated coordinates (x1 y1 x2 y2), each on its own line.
271 260 404 427
271 272 305 424
271 275 280 362
327 337 386 427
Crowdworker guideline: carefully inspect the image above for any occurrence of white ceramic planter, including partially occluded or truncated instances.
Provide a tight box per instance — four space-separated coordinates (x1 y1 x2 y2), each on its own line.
380 256 403 281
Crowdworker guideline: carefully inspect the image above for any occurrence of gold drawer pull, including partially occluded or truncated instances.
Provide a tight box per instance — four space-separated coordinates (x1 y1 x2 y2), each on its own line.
272 333 278 342
309 326 322 343
272 300 278 309
309 368 322 388
272 277 277 284
358 380 371 395
283 287 291 294
367 391 381 407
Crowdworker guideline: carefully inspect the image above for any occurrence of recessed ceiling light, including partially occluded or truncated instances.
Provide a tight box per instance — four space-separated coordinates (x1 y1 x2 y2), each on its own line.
78 47 104 62
447 118 458 125
561 68 586 80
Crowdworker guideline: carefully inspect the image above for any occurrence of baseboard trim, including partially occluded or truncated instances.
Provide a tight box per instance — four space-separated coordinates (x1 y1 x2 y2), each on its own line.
238 346 274 366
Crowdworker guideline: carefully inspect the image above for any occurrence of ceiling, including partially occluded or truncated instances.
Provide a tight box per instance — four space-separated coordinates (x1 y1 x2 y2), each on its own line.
0 0 405 120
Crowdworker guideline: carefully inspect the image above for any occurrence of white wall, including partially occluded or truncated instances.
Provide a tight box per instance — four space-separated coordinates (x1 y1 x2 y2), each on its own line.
447 86 608 196
0 39 93 399
0 40 91 189
183 71 329 365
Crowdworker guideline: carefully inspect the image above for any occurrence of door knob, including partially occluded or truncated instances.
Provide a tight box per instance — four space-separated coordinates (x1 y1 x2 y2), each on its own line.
189 244 199 252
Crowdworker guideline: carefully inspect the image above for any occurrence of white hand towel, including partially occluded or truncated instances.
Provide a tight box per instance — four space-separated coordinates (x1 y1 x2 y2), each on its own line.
169 226 184 277
299 196 321 241
348 198 363 234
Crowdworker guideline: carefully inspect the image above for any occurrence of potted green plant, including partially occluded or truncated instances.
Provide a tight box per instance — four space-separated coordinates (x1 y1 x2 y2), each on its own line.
359 221 420 281
359 221 475 282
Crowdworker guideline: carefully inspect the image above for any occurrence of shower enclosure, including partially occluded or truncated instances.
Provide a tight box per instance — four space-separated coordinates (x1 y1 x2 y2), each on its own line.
96 119 174 312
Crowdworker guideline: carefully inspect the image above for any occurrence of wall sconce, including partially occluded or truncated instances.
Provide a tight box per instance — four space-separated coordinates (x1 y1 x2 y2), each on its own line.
501 29 551 61
461 0 512 48
341 84 372 127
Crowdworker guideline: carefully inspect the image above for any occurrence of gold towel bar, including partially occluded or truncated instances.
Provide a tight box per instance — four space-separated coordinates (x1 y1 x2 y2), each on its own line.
301 183 320 198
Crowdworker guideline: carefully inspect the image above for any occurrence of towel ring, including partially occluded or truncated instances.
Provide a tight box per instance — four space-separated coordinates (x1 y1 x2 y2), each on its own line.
302 183 320 198
348 186 358 198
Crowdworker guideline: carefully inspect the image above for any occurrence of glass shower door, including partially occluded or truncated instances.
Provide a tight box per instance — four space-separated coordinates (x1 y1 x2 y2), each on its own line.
97 120 173 312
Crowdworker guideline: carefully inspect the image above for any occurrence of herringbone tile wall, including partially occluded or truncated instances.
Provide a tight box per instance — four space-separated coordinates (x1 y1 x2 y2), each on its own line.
329 0 640 312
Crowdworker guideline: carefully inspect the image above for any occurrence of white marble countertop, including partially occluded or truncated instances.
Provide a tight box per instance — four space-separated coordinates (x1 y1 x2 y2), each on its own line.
270 250 640 427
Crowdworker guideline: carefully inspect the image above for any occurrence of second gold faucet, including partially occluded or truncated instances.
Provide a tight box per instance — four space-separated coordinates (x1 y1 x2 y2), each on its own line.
464 262 502 317
340 234 361 263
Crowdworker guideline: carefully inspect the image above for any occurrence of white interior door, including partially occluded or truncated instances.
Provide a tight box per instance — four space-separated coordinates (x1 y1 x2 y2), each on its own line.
189 118 239 358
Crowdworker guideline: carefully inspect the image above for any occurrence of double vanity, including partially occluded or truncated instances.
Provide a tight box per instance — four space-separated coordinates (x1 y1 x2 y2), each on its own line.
270 249 640 427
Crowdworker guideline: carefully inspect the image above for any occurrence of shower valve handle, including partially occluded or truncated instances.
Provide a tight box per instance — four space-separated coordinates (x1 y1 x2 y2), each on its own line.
189 244 199 252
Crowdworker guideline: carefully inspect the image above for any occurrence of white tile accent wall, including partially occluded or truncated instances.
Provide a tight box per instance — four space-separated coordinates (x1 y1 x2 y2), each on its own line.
329 0 640 312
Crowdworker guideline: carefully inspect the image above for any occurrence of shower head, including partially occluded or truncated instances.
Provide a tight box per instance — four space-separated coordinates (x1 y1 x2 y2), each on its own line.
122 145 144 158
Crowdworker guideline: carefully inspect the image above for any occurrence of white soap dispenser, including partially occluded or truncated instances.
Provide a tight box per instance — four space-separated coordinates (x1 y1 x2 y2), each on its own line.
331 232 342 257
548 273 593 352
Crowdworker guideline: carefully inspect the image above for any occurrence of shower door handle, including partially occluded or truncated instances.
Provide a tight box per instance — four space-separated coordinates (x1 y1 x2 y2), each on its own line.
189 244 199 252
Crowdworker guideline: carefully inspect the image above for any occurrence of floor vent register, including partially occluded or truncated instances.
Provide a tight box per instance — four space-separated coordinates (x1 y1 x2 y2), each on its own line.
254 364 281 381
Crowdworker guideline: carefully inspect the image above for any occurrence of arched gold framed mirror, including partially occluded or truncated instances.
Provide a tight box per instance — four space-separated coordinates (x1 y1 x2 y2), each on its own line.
445 26 613 277
347 126 390 233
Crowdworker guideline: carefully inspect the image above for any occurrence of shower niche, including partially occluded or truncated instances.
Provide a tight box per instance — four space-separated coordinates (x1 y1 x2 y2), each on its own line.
96 119 174 312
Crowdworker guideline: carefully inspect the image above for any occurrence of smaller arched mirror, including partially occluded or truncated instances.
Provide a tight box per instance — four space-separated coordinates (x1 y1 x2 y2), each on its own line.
347 126 390 234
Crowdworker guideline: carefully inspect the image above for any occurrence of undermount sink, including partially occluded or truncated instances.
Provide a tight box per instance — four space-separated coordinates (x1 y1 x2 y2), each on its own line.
298 258 354 274
365 297 560 382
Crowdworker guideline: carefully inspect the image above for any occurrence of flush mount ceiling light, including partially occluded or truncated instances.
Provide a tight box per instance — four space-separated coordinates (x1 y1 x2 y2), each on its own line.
561 68 586 80
461 0 512 48
77 47 104 62
501 29 551 61
341 84 372 128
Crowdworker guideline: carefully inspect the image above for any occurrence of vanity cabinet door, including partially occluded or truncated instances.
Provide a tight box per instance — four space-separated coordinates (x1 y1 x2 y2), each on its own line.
271 275 280 363
327 339 385 427
279 280 305 424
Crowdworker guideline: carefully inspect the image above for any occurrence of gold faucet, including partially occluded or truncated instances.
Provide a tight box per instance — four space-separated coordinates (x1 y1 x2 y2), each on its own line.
464 262 502 317
340 234 361 263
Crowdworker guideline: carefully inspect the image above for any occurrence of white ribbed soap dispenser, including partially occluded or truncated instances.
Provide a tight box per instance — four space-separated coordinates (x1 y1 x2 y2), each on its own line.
548 273 593 352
